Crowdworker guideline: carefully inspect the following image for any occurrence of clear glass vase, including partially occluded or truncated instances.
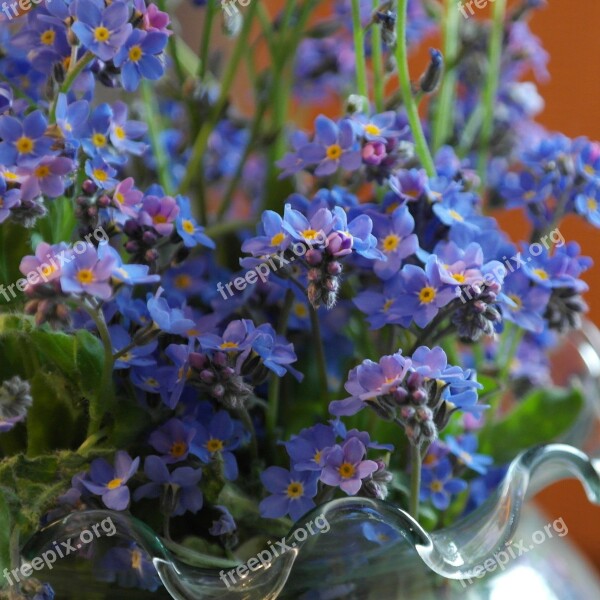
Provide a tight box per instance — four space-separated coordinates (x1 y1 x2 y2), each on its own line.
20 325 600 600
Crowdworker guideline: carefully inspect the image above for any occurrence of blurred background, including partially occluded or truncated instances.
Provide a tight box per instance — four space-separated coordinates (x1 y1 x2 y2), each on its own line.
176 0 600 570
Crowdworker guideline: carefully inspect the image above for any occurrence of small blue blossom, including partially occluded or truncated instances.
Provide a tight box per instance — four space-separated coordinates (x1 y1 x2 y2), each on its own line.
420 458 467 510
444 434 493 475
259 466 319 521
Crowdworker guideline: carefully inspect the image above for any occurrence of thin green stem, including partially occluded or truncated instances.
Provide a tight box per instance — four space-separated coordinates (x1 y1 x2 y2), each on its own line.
409 444 422 522
371 22 385 112
266 289 295 440
79 299 115 436
309 305 329 401
199 0 218 79
204 218 255 238
351 0 369 98
178 0 259 197
432 0 460 151
477 0 506 188
395 0 436 177
141 82 174 194
157 0 185 85
49 52 94 123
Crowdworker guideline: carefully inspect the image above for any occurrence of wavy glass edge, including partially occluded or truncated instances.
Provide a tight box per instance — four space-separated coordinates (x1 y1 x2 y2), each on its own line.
21 443 600 599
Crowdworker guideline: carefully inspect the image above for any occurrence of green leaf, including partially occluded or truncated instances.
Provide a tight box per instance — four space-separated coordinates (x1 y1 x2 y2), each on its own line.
480 387 585 463
30 330 77 377
27 372 79 456
0 494 12 587
74 329 105 399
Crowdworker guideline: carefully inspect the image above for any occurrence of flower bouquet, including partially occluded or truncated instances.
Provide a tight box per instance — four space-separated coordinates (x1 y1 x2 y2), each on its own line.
0 0 598 598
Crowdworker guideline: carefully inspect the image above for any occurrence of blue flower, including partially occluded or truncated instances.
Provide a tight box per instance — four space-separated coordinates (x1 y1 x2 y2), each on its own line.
241 210 291 256
115 29 168 92
0 177 21 223
393 257 460 328
98 243 161 286
175 196 216 249
259 466 319 521
576 140 600 182
60 243 117 300
148 418 196 464
133 456 203 516
0 111 54 166
352 111 399 143
353 275 412 329
420 458 467 510
361 522 399 546
82 103 113 160
147 293 197 335
109 324 157 370
191 411 243 481
85 155 118 189
284 423 337 471
499 271 550 332
575 184 600 227
370 205 418 279
96 543 161 591
299 115 362 176
81 451 140 510
72 0 133 62
209 506 237 536
55 94 90 146
444 434 493 475
109 101 148 155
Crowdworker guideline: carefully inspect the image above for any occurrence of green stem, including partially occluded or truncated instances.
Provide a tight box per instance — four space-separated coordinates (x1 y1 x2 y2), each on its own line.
49 52 94 123
141 82 173 194
178 0 260 197
266 290 295 440
216 99 269 219
477 0 506 188
371 21 385 112
198 0 218 79
309 305 329 400
79 300 115 436
431 0 460 151
409 444 422 522
350 0 369 99
157 0 185 85
77 427 109 453
395 0 436 177
204 218 255 238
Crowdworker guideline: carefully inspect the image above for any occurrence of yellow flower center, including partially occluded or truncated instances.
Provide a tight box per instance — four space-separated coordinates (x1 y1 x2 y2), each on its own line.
418 286 436 304
35 165 51 178
584 164 596 176
119 352 132 362
181 219 195 234
382 234 400 253
15 136 34 154
206 438 224 453
93 168 108 182
364 123 381 136
40 264 58 277
114 125 126 140
430 480 443 493
3 171 19 181
131 550 142 570
452 273 466 284
114 191 124 204
107 478 123 490
92 133 107 147
533 268 549 280
338 462 355 479
40 29 56 45
301 229 319 240
220 341 239 350
313 450 322 464
508 293 523 311
174 274 191 289
385 202 399 214
94 26 110 42
383 298 393 312
271 232 286 246
587 197 598 212
170 441 187 458
287 482 304 498
146 377 159 388
326 144 342 160
76 268 95 284
128 45 143 62
449 209 464 222
153 214 167 224
293 303 308 318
